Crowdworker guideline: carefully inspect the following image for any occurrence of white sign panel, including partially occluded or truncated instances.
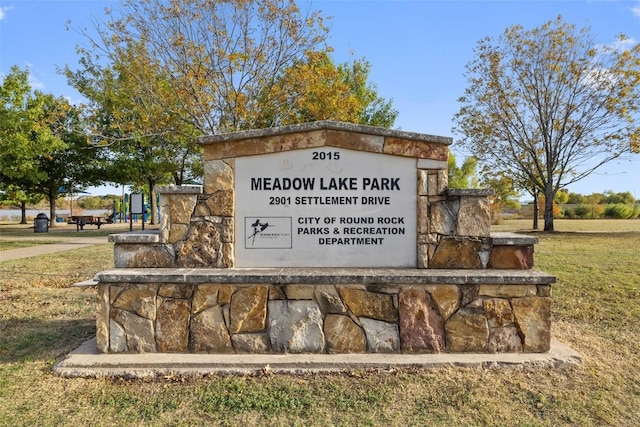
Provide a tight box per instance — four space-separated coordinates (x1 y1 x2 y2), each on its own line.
235 147 416 267
130 193 144 214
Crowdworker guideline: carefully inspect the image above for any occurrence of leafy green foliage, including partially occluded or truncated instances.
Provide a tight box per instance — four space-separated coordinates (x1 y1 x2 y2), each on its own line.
603 203 640 219
558 190 638 219
262 51 397 127
447 154 478 189
572 204 600 219
601 190 636 204
0 67 63 190
480 171 521 223
554 189 570 204
1 67 104 222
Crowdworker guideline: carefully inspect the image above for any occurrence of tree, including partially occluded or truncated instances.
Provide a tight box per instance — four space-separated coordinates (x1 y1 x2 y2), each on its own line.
30 93 105 223
67 0 396 218
66 40 203 224
567 192 585 204
480 172 521 223
1 67 104 224
583 193 604 219
261 51 397 127
69 0 396 133
454 16 640 231
0 66 67 223
72 0 331 135
601 190 635 205
0 185 43 224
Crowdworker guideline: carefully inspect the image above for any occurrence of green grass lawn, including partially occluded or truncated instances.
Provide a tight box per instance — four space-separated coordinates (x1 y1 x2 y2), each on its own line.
0 220 639 426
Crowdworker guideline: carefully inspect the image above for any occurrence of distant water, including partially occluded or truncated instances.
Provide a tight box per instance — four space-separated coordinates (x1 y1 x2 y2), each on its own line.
0 209 109 221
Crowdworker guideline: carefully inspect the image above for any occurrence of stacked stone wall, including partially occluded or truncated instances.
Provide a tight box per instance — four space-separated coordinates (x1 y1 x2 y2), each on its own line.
97 280 551 355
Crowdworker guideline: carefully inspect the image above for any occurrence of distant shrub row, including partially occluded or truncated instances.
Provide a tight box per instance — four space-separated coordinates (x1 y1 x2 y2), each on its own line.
562 204 640 219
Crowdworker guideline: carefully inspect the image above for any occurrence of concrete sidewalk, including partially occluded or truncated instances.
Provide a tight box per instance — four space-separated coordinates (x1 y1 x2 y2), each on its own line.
54 338 583 378
0 236 109 261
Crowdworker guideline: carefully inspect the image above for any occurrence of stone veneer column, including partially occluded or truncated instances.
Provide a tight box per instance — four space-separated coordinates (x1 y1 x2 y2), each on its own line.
425 189 495 269
416 158 449 268
157 185 203 244
157 183 234 268
201 159 235 267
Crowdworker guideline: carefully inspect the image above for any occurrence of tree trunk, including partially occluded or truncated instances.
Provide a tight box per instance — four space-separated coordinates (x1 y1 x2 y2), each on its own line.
20 201 27 224
48 193 57 228
148 177 156 225
532 192 539 230
543 185 555 232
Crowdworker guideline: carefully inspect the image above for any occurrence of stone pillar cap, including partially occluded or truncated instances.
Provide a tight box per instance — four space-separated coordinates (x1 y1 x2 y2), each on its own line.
155 185 203 194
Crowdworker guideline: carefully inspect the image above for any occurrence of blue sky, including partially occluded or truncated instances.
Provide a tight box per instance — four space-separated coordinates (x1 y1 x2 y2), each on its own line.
1 0 639 198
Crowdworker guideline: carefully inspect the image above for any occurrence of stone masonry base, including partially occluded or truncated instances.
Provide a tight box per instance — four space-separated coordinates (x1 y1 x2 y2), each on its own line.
96 268 555 355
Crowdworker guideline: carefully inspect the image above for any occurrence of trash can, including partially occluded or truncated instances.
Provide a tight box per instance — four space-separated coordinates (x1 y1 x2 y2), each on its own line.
34 213 49 233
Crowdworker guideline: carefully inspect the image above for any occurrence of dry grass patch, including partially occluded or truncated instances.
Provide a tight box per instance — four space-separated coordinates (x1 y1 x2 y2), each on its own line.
0 240 66 251
0 244 113 290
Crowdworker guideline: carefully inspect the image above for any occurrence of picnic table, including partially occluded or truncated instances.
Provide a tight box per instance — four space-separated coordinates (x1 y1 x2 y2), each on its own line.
67 215 107 231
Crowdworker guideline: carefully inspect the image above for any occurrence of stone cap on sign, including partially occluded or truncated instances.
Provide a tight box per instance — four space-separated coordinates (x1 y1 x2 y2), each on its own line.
94 267 556 285
155 185 203 195
447 188 495 197
108 230 161 244
490 232 539 246
198 120 452 161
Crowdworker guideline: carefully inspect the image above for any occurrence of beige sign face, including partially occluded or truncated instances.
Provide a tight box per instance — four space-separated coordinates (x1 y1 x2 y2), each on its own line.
235 147 416 267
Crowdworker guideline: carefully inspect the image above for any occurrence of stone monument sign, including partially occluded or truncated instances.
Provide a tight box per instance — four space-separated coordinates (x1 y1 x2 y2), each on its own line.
97 121 554 357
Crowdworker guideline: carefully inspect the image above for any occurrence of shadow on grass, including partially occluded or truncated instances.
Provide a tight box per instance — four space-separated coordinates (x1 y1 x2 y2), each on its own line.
0 317 95 364
500 230 640 237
